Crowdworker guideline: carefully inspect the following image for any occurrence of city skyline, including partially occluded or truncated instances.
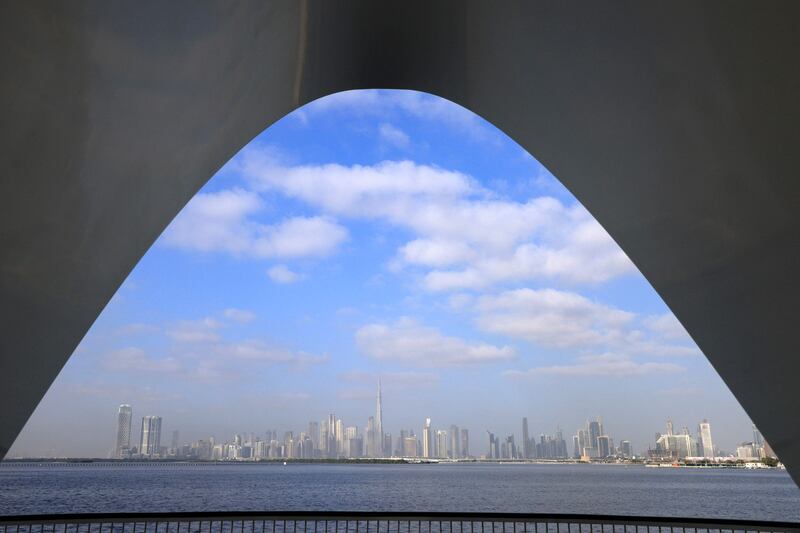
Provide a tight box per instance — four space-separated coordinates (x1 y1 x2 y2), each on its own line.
93 382 769 462
7 89 756 458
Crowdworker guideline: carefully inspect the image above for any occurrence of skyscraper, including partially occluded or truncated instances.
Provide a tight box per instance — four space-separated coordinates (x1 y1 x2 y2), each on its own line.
375 379 384 457
597 435 610 457
115 404 132 458
620 440 632 458
460 428 469 458
139 415 162 457
449 425 460 458
436 429 448 458
327 413 337 457
522 417 531 459
752 424 763 447
588 418 603 450
365 416 376 457
698 419 714 458
308 421 319 456
403 436 418 457
423 418 433 458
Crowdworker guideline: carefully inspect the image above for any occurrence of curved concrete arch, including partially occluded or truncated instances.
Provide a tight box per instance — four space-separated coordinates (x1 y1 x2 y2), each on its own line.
1 1 798 486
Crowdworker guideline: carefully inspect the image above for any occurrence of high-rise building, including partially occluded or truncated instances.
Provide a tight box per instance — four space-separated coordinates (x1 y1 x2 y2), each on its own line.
522 417 531 459
436 430 448 459
308 421 319 456
423 418 433 458
327 413 337 457
487 431 499 459
620 440 632 458
698 419 714 458
655 420 697 458
375 379 384 457
139 415 162 457
597 435 610 457
365 416 376 457
403 436 418 457
115 404 132 458
588 418 603 450
171 430 180 450
572 435 580 459
752 424 763 447
460 428 469 458
336 418 345 457
449 425 460 458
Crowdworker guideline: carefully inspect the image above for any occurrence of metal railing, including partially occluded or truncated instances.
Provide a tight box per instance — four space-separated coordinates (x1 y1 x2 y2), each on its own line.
0 513 798 533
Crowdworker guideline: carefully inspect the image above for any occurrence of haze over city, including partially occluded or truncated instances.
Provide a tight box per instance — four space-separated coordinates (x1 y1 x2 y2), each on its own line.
8 90 756 459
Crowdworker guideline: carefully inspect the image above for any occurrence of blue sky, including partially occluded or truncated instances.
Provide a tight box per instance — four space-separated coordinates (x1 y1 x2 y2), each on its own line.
10 90 754 458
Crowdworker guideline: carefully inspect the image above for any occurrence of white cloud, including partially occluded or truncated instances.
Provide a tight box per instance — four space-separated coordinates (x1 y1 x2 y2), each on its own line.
355 317 515 367
103 347 182 374
167 318 223 343
644 313 693 341
267 264 302 284
113 323 159 336
504 353 685 379
475 288 702 358
161 188 348 259
222 308 257 323
477 288 633 348
240 152 636 290
379 123 410 149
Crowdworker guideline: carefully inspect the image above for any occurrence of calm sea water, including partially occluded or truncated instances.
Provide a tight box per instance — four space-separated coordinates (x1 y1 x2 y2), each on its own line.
1 463 798 521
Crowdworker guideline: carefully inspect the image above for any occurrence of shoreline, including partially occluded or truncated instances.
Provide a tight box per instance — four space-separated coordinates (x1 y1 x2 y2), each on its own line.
0 458 784 470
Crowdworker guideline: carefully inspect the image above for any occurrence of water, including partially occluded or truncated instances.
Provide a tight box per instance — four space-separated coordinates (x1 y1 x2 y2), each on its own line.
1 463 798 521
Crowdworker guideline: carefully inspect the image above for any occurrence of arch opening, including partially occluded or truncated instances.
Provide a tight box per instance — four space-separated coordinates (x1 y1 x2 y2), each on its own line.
5 90 794 519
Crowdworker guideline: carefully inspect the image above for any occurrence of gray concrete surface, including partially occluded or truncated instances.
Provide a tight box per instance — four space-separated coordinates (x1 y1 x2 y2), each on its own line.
1 0 798 486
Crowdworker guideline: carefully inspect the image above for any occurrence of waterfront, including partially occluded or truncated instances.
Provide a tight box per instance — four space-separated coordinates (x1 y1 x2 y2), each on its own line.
1 463 798 521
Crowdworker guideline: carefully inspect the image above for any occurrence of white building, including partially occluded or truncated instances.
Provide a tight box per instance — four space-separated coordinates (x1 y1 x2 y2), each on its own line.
698 419 714 458
115 404 132 458
139 415 162 457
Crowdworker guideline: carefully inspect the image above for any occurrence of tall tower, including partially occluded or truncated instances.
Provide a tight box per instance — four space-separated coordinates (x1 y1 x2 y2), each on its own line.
375 378 383 456
698 419 714 458
449 425 460 458
139 415 162 457
423 417 433 458
115 404 132 458
522 417 530 459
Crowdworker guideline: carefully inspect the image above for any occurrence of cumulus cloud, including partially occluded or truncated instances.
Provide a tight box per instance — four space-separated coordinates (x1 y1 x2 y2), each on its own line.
355 317 515 367
475 288 702 359
113 323 159 336
240 151 636 290
267 264 302 284
504 353 685 379
103 347 182 374
477 289 633 348
379 123 410 149
167 318 223 343
161 189 348 259
222 308 257 323
644 313 693 341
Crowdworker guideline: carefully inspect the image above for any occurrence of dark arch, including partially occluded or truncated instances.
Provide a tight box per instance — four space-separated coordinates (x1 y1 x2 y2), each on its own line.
1 1 798 484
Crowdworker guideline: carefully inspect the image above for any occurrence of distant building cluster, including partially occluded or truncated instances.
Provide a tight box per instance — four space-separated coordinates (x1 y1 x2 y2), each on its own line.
114 381 471 460
112 386 775 463
647 419 776 461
